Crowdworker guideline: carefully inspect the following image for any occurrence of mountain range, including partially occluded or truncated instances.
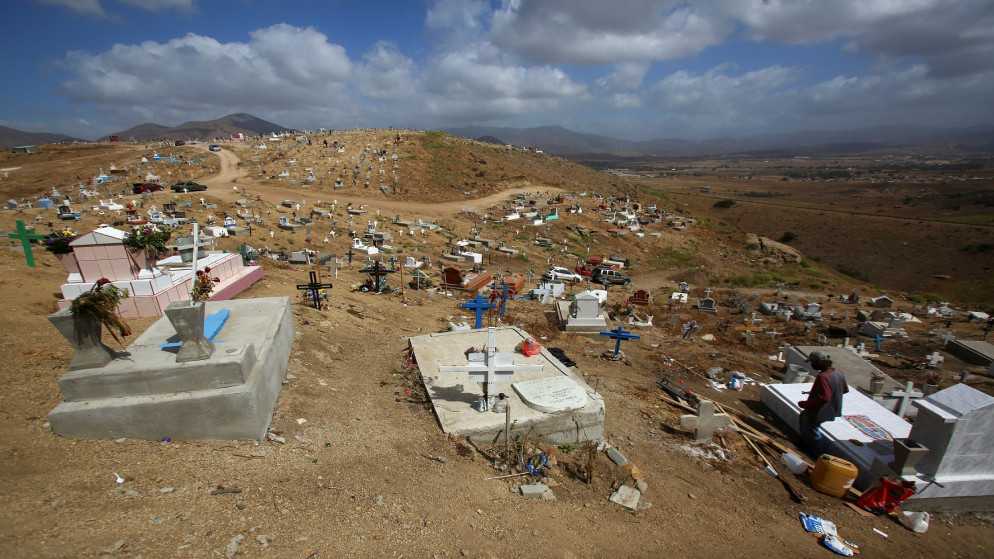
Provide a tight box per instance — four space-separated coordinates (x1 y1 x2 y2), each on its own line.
443 124 994 158
3 113 993 157
100 113 291 143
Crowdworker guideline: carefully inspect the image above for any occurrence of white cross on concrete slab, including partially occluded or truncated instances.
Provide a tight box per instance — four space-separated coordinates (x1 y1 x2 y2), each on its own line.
679 400 731 441
891 381 924 418
438 327 543 411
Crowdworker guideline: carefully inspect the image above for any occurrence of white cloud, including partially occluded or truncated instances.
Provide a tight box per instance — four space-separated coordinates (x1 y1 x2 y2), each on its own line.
35 0 198 18
490 0 731 64
353 41 420 101
419 42 587 122
35 0 109 18
117 0 197 12
59 25 352 113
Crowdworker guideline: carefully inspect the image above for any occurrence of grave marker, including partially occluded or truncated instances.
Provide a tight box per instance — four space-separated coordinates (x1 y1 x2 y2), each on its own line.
462 294 497 329
891 381 924 418
7 220 45 267
437 327 543 411
296 270 333 308
599 325 640 356
679 400 731 442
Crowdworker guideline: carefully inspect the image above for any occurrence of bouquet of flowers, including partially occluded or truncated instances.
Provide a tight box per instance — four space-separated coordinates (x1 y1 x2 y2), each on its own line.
70 278 132 342
191 266 220 303
43 228 79 254
124 224 171 254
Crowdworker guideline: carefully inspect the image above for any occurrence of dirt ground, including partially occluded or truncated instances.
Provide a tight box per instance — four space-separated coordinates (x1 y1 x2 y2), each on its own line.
1 134 993 558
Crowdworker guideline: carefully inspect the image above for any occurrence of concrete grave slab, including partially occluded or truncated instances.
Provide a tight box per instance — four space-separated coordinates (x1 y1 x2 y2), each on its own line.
48 297 293 441
945 340 994 366
409 326 604 445
762 382 911 489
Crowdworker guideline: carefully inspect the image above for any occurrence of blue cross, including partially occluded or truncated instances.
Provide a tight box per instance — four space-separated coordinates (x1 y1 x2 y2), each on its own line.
495 283 513 316
462 294 496 329
873 334 884 351
600 325 640 356
159 310 230 347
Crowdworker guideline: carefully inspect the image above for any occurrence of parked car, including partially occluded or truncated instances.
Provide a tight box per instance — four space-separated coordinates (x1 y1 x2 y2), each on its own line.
175 140 186 146
132 182 164 194
208 144 221 152
543 266 582 282
170 181 207 192
591 267 631 286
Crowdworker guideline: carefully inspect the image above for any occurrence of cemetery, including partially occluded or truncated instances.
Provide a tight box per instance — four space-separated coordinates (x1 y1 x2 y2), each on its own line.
1 128 993 557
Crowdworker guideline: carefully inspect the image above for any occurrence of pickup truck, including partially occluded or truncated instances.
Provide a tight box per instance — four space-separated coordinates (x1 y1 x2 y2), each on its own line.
591 267 631 287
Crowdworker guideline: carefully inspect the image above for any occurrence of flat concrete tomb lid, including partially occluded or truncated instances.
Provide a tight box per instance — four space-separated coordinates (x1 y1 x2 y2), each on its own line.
513 376 587 413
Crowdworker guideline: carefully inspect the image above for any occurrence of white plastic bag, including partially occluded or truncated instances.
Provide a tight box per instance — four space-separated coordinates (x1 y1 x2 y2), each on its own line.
900 510 930 533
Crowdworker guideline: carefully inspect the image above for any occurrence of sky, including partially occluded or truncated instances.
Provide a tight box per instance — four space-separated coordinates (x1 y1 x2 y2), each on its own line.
2 0 994 141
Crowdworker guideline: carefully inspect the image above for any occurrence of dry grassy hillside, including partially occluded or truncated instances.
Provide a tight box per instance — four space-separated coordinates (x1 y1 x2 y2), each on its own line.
1 131 993 558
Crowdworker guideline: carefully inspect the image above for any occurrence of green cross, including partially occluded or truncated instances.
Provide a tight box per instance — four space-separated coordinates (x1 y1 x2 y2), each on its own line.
7 220 46 267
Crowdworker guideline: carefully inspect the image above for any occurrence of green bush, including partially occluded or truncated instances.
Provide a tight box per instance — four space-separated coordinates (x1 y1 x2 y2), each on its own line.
713 199 736 209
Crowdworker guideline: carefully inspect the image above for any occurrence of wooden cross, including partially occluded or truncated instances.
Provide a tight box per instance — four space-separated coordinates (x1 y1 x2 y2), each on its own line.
462 294 496 329
599 325 640 356
361 261 394 293
345 248 355 264
295 270 333 308
7 220 46 267
679 400 731 441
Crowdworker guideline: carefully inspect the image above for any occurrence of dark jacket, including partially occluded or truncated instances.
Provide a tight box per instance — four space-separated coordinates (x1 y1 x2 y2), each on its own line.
799 368 848 425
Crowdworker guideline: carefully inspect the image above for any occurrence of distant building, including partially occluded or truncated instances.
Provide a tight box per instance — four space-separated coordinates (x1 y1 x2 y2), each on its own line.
11 145 38 153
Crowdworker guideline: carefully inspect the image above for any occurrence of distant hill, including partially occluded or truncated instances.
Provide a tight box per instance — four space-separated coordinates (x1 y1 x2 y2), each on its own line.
103 113 292 142
445 124 994 158
0 125 84 150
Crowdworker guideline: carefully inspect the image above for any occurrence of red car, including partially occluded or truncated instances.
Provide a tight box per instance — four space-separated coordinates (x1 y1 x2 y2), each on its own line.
132 182 164 194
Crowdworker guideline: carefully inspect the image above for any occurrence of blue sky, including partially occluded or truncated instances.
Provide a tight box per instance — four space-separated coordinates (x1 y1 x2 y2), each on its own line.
3 0 993 141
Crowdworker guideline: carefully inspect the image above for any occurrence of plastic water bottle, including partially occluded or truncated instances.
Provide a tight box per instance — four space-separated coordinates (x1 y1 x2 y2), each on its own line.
782 452 808 474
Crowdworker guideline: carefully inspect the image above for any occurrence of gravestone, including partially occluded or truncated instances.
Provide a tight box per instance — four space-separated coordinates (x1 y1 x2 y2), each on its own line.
697 297 717 314
679 400 731 442
891 381 924 418
556 291 609 334
512 376 588 413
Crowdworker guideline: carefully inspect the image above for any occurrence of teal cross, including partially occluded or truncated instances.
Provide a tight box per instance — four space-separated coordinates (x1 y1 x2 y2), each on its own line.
7 220 46 267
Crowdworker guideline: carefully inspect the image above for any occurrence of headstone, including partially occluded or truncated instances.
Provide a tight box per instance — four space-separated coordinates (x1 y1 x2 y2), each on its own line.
512 376 587 413
697 297 717 314
679 400 731 442
891 381 924 418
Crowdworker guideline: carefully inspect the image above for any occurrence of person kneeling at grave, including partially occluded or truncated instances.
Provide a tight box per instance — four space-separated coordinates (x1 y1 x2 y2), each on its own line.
797 351 848 457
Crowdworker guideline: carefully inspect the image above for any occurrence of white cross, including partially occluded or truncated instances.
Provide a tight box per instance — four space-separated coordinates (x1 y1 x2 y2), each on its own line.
679 400 731 441
437 327 543 411
891 381 924 418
